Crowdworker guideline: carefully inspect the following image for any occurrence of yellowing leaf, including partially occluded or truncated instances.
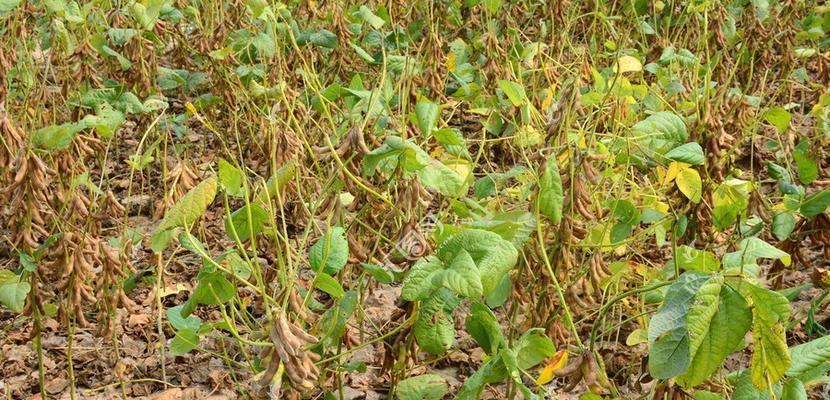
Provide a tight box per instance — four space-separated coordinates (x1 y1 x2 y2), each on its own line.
615 55 643 74
445 159 472 180
541 86 555 110
498 80 527 106
653 201 670 214
626 328 648 346
557 149 570 167
663 161 689 185
749 285 791 388
676 168 702 203
159 283 189 297
535 350 568 385
155 176 218 233
655 166 667 183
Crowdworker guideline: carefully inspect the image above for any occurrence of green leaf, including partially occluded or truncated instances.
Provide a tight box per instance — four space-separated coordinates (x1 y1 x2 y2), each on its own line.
254 161 296 206
676 168 702 203
694 391 724 400
473 166 525 199
749 284 791 388
773 212 796 241
485 275 511 308
190 269 236 309
649 327 690 379
732 369 780 400
402 257 444 301
664 142 705 165
360 262 396 284
130 0 163 30
713 179 752 231
33 121 87 150
414 295 456 354
685 275 724 358
455 355 508 400
465 303 505 355
355 6 385 29
18 252 36 272
142 96 167 112
536 156 564 224
465 210 536 250
441 250 483 298
308 226 349 275
800 190 830 217
610 222 633 244
750 0 770 21
363 137 466 197
679 283 751 387
0 0 22 16
79 87 147 114
157 67 186 90
437 229 518 295
675 246 721 273
315 273 345 299
767 162 792 182
499 347 534 398
497 80 526 106
631 111 689 156
793 142 817 185
245 0 272 19
484 0 501 13
319 290 358 347
218 158 243 196
764 107 791 133
349 42 376 63
82 105 125 138
396 374 449 400
150 228 176 253
166 304 201 331
433 128 470 160
786 334 830 379
416 158 467 198
224 252 252 280
179 232 209 261
362 136 409 176
169 328 199 355
781 378 807 400
155 176 218 233
0 270 30 313
610 199 641 225
224 204 268 242
659 47 699 66
310 29 338 48
415 100 439 137
779 284 812 302
648 272 711 379
455 354 508 400
514 329 555 370
739 237 790 266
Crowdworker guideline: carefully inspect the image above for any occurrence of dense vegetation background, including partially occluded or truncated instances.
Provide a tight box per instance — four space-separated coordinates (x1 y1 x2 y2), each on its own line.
1 0 830 399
